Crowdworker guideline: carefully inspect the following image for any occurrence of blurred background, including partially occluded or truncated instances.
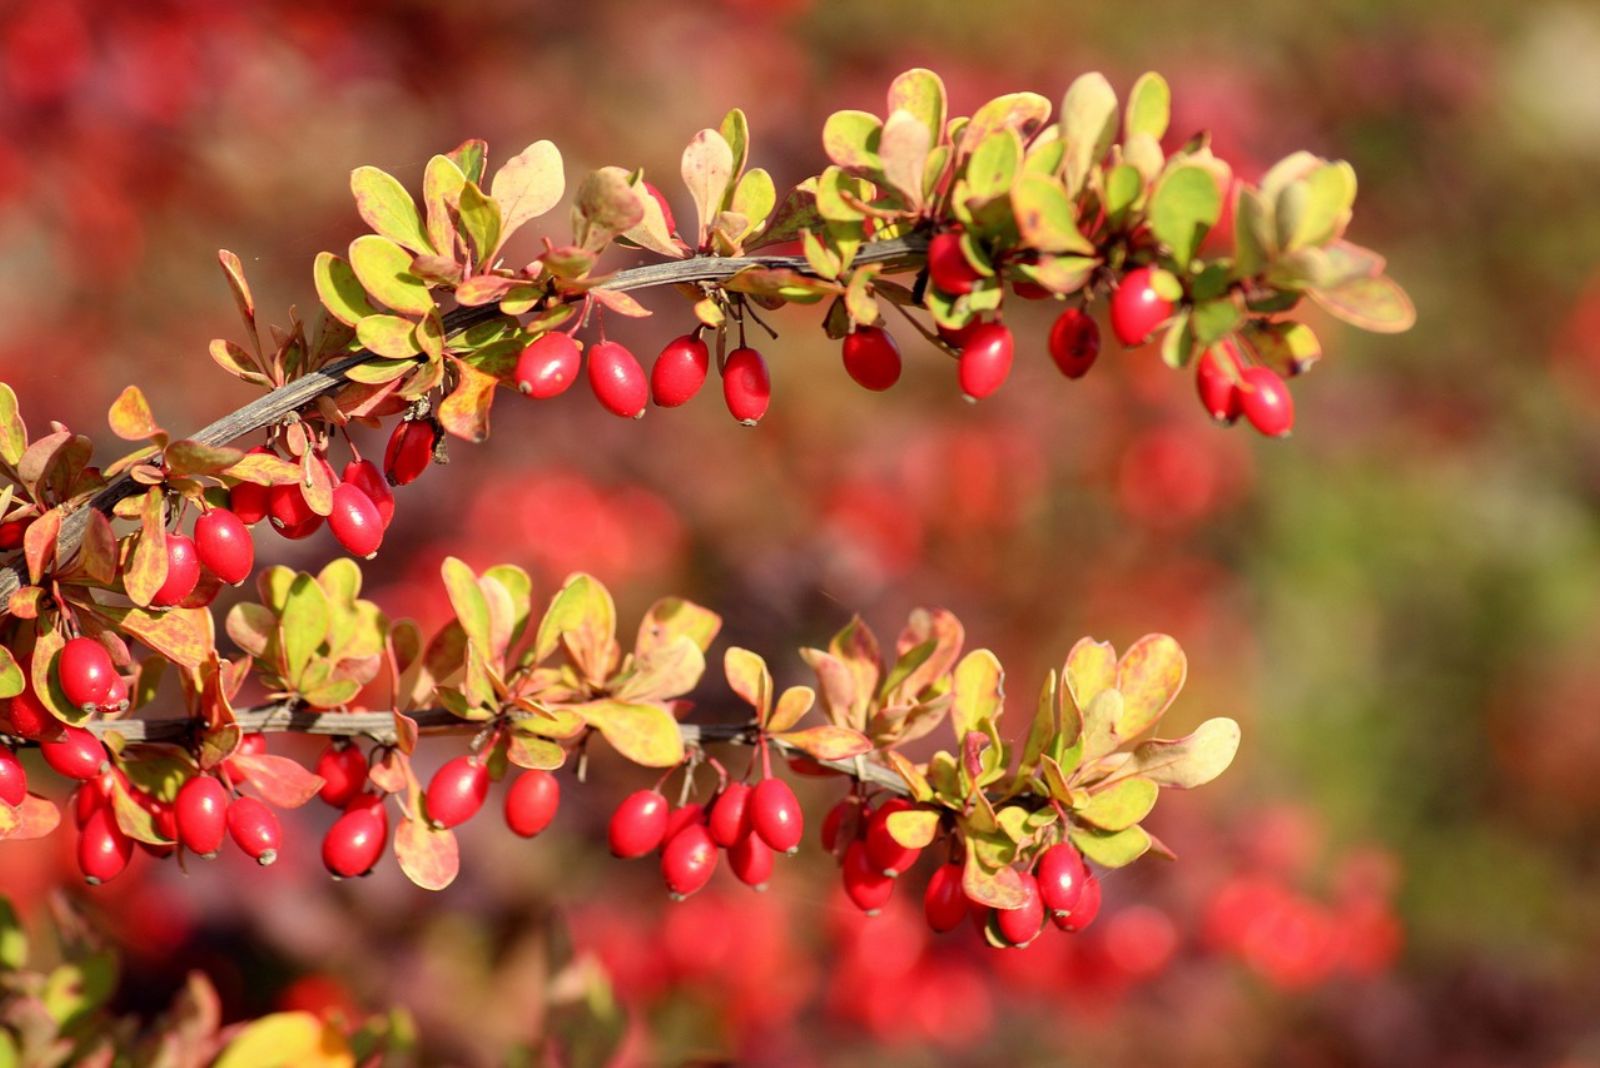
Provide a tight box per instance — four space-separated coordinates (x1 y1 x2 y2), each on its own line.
3 0 1600 1064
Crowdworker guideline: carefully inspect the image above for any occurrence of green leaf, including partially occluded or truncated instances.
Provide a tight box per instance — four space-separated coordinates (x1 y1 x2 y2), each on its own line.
0 898 26 969
1010 174 1093 254
1126 717 1242 788
1076 776 1158 831
887 68 947 145
1061 72 1119 194
1080 687 1124 763
886 808 940 849
1244 319 1322 376
423 153 468 255
124 487 168 608
490 140 564 248
440 557 492 660
1104 163 1144 224
1278 161 1356 252
729 167 777 239
1190 298 1242 346
951 649 1003 741
822 109 882 174
1063 638 1117 713
457 181 502 266
961 92 1052 158
577 699 684 767
963 129 1022 202
351 165 433 255
280 573 330 687
1233 185 1274 278
354 314 419 359
42 953 118 1029
348 235 434 316
1309 274 1416 333
718 107 750 187
1069 824 1151 869
1018 669 1059 779
1125 72 1171 141
0 646 24 700
1149 164 1221 268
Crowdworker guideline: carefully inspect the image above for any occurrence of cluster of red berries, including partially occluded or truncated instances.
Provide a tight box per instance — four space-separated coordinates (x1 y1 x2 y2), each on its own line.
513 330 773 427
607 777 803 900
823 795 1102 948
919 233 1297 436
229 444 401 559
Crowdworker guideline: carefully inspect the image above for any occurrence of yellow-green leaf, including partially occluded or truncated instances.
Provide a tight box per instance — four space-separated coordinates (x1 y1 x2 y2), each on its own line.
350 165 433 255
577 699 684 768
1115 634 1187 739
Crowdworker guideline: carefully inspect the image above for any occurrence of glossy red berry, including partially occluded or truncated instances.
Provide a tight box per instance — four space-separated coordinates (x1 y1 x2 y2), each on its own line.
661 823 718 900
135 789 176 842
842 839 895 914
3 682 54 740
707 782 753 849
193 508 254 585
327 482 384 558
267 484 323 540
924 862 970 932
227 796 281 865
927 231 981 295
1013 278 1053 300
722 346 771 426
425 755 489 829
1110 266 1175 346
149 533 201 607
514 332 583 399
728 831 775 890
0 745 26 807
41 725 106 781
662 802 705 847
588 340 648 418
751 777 803 854
78 806 133 885
175 775 229 857
820 797 854 853
609 789 670 858
315 741 367 809
650 334 710 407
864 798 921 876
1036 844 1090 917
342 459 396 530
1196 344 1244 424
58 636 116 710
504 770 560 838
1048 307 1101 379
1239 366 1295 437
323 795 388 878
842 327 902 391
224 732 266 785
994 871 1046 946
384 419 437 486
228 448 274 525
958 322 1014 401
0 517 32 550
1053 871 1102 932
74 770 120 826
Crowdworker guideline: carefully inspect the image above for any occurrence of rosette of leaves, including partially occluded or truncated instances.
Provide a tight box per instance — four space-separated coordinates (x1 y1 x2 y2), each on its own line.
872 634 1241 925
225 560 388 709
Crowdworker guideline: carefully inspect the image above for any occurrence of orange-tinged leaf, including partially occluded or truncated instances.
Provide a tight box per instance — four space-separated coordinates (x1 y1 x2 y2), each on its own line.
635 597 721 659
951 649 1003 741
576 699 684 768
724 647 772 720
232 754 325 808
77 510 118 586
489 140 565 244
1125 717 1241 789
123 488 168 607
437 360 498 444
772 724 872 761
884 751 933 801
1063 637 1117 714
23 506 61 585
222 450 301 486
82 603 214 671
0 794 61 841
393 817 460 891
215 1012 353 1068
1115 634 1186 739
108 385 161 442
350 165 433 255
533 574 617 685
766 685 816 733
962 839 1028 909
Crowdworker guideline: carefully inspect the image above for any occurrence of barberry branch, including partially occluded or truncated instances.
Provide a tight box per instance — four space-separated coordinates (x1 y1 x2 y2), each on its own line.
0 236 927 610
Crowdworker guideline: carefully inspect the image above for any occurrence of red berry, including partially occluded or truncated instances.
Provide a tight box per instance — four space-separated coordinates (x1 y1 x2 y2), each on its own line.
58 636 116 711
646 182 677 236
662 802 705 847
77 806 132 885
587 340 648 418
820 797 853 853
1053 871 1102 932
267 484 323 540
384 420 437 486
323 795 388 878
650 334 710 407
1239 366 1295 437
1048 307 1101 379
722 346 771 426
728 831 775 890
149 533 201 607
1036 844 1089 917
425 755 489 829
175 775 229 857
1196 343 1244 424
514 332 583 399
842 327 902 392
1013 279 1053 300
315 741 367 808
135 789 176 842
194 508 254 585
228 448 274 525
3 682 55 740
504 770 560 838
927 231 981 295
864 798 921 876
41 725 106 781
924 862 969 932
1109 266 1175 346
224 732 266 784
341 459 395 530
938 321 981 350
957 322 1014 401
74 772 113 826
0 744 26 806
842 839 894 914
0 518 32 550
994 871 1045 946
227 796 281 865
661 823 718 899
750 777 803 854
609 789 670 858
328 482 384 558
707 782 753 849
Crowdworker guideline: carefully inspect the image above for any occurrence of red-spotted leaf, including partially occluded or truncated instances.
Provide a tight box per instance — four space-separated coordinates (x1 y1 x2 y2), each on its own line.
232 754 325 808
772 725 872 761
1115 634 1187 739
962 839 1028 909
